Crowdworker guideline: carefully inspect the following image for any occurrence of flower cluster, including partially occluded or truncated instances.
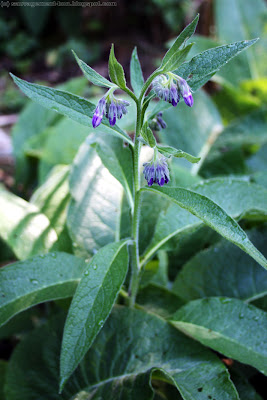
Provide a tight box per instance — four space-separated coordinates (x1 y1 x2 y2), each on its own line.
149 112 167 131
92 90 130 128
152 73 193 107
143 151 170 187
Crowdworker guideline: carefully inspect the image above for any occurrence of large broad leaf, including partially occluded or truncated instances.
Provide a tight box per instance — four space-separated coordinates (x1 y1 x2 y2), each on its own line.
174 39 258 91
6 308 239 400
158 89 223 173
214 0 267 81
170 297 267 375
173 226 267 302
130 47 144 97
10 74 133 145
60 240 129 389
88 133 134 210
141 178 267 267
67 139 124 257
0 252 86 327
0 188 58 260
30 165 70 235
142 183 267 269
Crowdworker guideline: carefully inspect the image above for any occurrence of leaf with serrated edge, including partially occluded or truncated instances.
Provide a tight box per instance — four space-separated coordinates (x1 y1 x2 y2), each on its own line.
0 252 86 327
130 47 144 96
175 39 258 91
73 50 115 88
142 184 267 269
60 240 129 389
170 297 267 375
10 74 133 145
6 307 239 400
161 14 199 71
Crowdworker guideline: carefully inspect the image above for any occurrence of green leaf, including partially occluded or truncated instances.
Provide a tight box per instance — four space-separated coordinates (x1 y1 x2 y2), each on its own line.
140 122 157 148
88 133 134 210
173 226 267 302
0 360 7 400
108 44 127 89
142 184 267 269
157 144 201 163
10 74 133 145
137 284 184 318
214 0 267 80
175 39 259 91
30 165 70 235
60 240 129 389
142 178 267 267
202 107 267 175
73 50 115 88
67 140 124 257
130 47 144 96
0 188 58 260
0 252 85 327
6 308 239 400
170 297 267 375
161 14 199 71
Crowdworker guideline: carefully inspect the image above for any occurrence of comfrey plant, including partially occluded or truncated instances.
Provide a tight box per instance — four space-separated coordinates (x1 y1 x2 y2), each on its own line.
3 15 267 400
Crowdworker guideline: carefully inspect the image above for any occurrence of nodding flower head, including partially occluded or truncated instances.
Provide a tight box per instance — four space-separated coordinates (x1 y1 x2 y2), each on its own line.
149 112 167 131
92 89 130 128
143 150 170 187
152 73 193 108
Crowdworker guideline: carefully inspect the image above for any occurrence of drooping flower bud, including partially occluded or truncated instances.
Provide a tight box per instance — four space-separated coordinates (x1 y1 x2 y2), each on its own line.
92 89 130 128
149 112 167 131
178 77 194 107
143 151 170 187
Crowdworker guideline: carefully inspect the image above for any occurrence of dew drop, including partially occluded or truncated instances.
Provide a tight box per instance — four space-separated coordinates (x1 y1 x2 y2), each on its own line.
84 270 89 276
239 312 244 319
73 242 78 248
253 315 259 321
30 279 38 285
50 252 57 258
93 265 97 270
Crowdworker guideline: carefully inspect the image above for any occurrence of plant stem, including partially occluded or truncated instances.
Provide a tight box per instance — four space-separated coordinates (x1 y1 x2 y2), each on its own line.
129 100 142 306
129 70 163 306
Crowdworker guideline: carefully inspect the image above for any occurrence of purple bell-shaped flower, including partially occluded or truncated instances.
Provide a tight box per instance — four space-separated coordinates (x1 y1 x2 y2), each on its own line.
143 150 170 187
92 89 130 128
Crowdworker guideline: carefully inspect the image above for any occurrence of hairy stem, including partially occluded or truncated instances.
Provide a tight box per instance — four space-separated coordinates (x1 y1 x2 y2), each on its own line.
129 101 142 306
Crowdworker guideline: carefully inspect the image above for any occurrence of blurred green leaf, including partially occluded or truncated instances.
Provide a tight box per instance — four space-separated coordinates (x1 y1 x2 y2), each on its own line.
0 188 58 260
67 139 124 257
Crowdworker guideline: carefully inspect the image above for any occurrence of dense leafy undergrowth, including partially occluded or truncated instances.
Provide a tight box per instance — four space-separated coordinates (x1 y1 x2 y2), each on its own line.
1 1 267 399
